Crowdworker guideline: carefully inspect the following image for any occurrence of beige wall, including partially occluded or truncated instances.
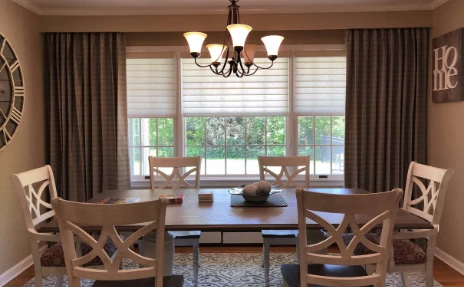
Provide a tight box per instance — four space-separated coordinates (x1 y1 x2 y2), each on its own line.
0 0 45 275
126 30 345 46
430 0 464 264
40 11 432 32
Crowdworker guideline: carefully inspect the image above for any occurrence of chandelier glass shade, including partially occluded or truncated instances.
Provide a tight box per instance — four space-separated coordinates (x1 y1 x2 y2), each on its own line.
183 0 284 78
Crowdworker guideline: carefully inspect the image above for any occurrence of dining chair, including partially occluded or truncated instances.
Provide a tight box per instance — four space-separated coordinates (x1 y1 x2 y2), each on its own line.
10 165 118 287
342 162 454 287
148 156 202 286
281 187 403 287
257 155 310 287
51 197 184 287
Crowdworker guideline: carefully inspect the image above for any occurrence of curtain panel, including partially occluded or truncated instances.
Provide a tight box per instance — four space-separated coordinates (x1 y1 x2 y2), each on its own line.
344 28 429 192
46 33 130 201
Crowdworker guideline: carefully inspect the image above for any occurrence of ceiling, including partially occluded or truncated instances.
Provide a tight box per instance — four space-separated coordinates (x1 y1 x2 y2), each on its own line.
13 0 449 15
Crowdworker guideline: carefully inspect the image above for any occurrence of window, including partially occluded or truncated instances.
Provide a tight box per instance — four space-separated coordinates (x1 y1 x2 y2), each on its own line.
126 51 346 180
127 58 177 178
185 116 286 175
297 116 345 175
294 56 346 175
128 118 174 176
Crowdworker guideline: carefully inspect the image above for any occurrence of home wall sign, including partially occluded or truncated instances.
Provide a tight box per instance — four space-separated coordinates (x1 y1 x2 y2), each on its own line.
432 28 464 103
0 32 25 151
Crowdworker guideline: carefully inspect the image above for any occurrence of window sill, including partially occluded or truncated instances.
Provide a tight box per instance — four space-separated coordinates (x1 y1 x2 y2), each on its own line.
131 176 344 189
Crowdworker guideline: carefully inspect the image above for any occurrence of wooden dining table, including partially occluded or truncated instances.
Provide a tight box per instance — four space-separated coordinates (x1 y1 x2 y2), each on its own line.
40 187 433 233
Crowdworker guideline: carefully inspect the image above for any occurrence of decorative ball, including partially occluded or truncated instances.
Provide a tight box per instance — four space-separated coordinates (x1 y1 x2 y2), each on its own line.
243 185 257 196
256 181 272 195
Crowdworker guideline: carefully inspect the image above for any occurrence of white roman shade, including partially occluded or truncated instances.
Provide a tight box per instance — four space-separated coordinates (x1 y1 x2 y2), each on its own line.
294 57 346 116
126 58 177 118
182 57 289 117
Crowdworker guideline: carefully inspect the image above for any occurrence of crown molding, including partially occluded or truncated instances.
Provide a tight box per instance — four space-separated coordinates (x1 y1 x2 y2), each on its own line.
11 0 42 15
429 0 450 9
10 0 446 16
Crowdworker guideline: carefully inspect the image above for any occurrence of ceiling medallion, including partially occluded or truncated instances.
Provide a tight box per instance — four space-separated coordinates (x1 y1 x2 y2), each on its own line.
183 0 284 78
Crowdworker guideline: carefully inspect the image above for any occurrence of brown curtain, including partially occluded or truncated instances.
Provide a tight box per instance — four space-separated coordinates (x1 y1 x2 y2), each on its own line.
46 33 130 201
344 28 428 192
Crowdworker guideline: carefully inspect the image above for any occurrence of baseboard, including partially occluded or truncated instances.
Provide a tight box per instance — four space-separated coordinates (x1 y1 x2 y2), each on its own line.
435 247 464 276
0 245 47 286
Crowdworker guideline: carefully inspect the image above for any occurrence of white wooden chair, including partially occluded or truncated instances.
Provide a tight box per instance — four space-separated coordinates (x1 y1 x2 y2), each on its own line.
281 187 402 287
148 156 202 286
343 162 454 287
257 156 310 287
389 162 453 287
51 197 184 287
10 166 118 287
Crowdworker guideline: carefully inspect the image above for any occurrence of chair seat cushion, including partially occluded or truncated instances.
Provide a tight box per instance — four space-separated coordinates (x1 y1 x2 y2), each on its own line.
41 237 118 267
342 233 427 265
281 263 372 287
92 275 184 287
262 229 298 238
392 239 427 264
341 232 380 255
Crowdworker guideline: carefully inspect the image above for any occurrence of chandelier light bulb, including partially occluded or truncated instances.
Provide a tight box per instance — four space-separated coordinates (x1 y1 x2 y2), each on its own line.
206 44 227 64
261 35 284 60
183 32 207 57
227 24 252 51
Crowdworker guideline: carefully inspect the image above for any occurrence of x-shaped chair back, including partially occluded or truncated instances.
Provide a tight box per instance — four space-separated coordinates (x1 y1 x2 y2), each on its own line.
10 165 60 241
296 187 403 287
403 161 454 226
149 156 201 189
52 197 168 286
258 156 310 188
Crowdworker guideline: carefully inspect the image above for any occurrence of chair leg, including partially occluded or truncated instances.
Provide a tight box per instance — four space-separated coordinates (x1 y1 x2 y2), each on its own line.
34 269 42 287
31 242 43 287
425 237 437 287
295 236 300 264
263 238 270 287
401 272 410 287
56 274 64 287
192 239 200 287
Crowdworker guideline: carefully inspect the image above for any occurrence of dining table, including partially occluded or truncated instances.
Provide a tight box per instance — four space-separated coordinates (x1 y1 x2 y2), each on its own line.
40 187 433 233
39 187 433 277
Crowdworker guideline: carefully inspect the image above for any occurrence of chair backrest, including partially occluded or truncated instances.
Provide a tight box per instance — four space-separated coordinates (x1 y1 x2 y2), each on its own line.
10 165 59 238
258 156 310 188
403 161 454 226
148 156 201 189
296 187 402 287
52 197 167 286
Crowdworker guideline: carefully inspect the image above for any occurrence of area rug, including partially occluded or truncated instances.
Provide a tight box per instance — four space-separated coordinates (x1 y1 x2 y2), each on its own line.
24 253 442 287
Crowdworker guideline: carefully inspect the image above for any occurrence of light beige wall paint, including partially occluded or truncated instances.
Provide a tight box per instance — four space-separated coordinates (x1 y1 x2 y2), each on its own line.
39 11 432 32
126 30 345 46
0 0 45 275
429 0 464 264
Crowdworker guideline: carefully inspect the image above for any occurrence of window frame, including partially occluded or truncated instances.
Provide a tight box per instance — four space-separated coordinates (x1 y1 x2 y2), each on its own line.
127 46 345 186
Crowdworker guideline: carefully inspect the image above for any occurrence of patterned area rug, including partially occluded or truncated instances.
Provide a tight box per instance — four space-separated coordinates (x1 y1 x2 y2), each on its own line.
25 253 442 287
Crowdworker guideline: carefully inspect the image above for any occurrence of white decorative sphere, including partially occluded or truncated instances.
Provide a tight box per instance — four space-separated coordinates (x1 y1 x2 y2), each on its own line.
256 181 272 195
243 185 257 196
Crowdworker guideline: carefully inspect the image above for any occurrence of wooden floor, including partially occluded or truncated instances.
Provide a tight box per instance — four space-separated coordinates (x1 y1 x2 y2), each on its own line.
6 246 464 287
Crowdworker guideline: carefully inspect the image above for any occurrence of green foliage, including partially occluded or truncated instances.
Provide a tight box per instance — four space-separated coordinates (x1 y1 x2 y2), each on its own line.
185 116 286 159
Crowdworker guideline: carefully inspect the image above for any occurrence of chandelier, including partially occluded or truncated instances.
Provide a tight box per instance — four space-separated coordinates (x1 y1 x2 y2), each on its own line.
183 0 284 78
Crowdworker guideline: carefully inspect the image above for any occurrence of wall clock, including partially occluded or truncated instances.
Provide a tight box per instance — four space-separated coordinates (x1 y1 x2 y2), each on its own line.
0 32 24 151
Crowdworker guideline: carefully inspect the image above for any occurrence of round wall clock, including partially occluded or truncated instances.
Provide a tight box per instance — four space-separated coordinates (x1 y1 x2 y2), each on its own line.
0 33 25 151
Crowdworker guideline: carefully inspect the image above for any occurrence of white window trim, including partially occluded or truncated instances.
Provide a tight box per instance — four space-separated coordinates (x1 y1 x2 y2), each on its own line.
128 45 346 186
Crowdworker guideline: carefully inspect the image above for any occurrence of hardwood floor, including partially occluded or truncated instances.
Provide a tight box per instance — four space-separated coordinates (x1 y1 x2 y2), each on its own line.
6 246 464 287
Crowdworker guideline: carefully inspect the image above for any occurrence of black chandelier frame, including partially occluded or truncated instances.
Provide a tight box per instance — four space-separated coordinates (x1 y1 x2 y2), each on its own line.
189 0 277 78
